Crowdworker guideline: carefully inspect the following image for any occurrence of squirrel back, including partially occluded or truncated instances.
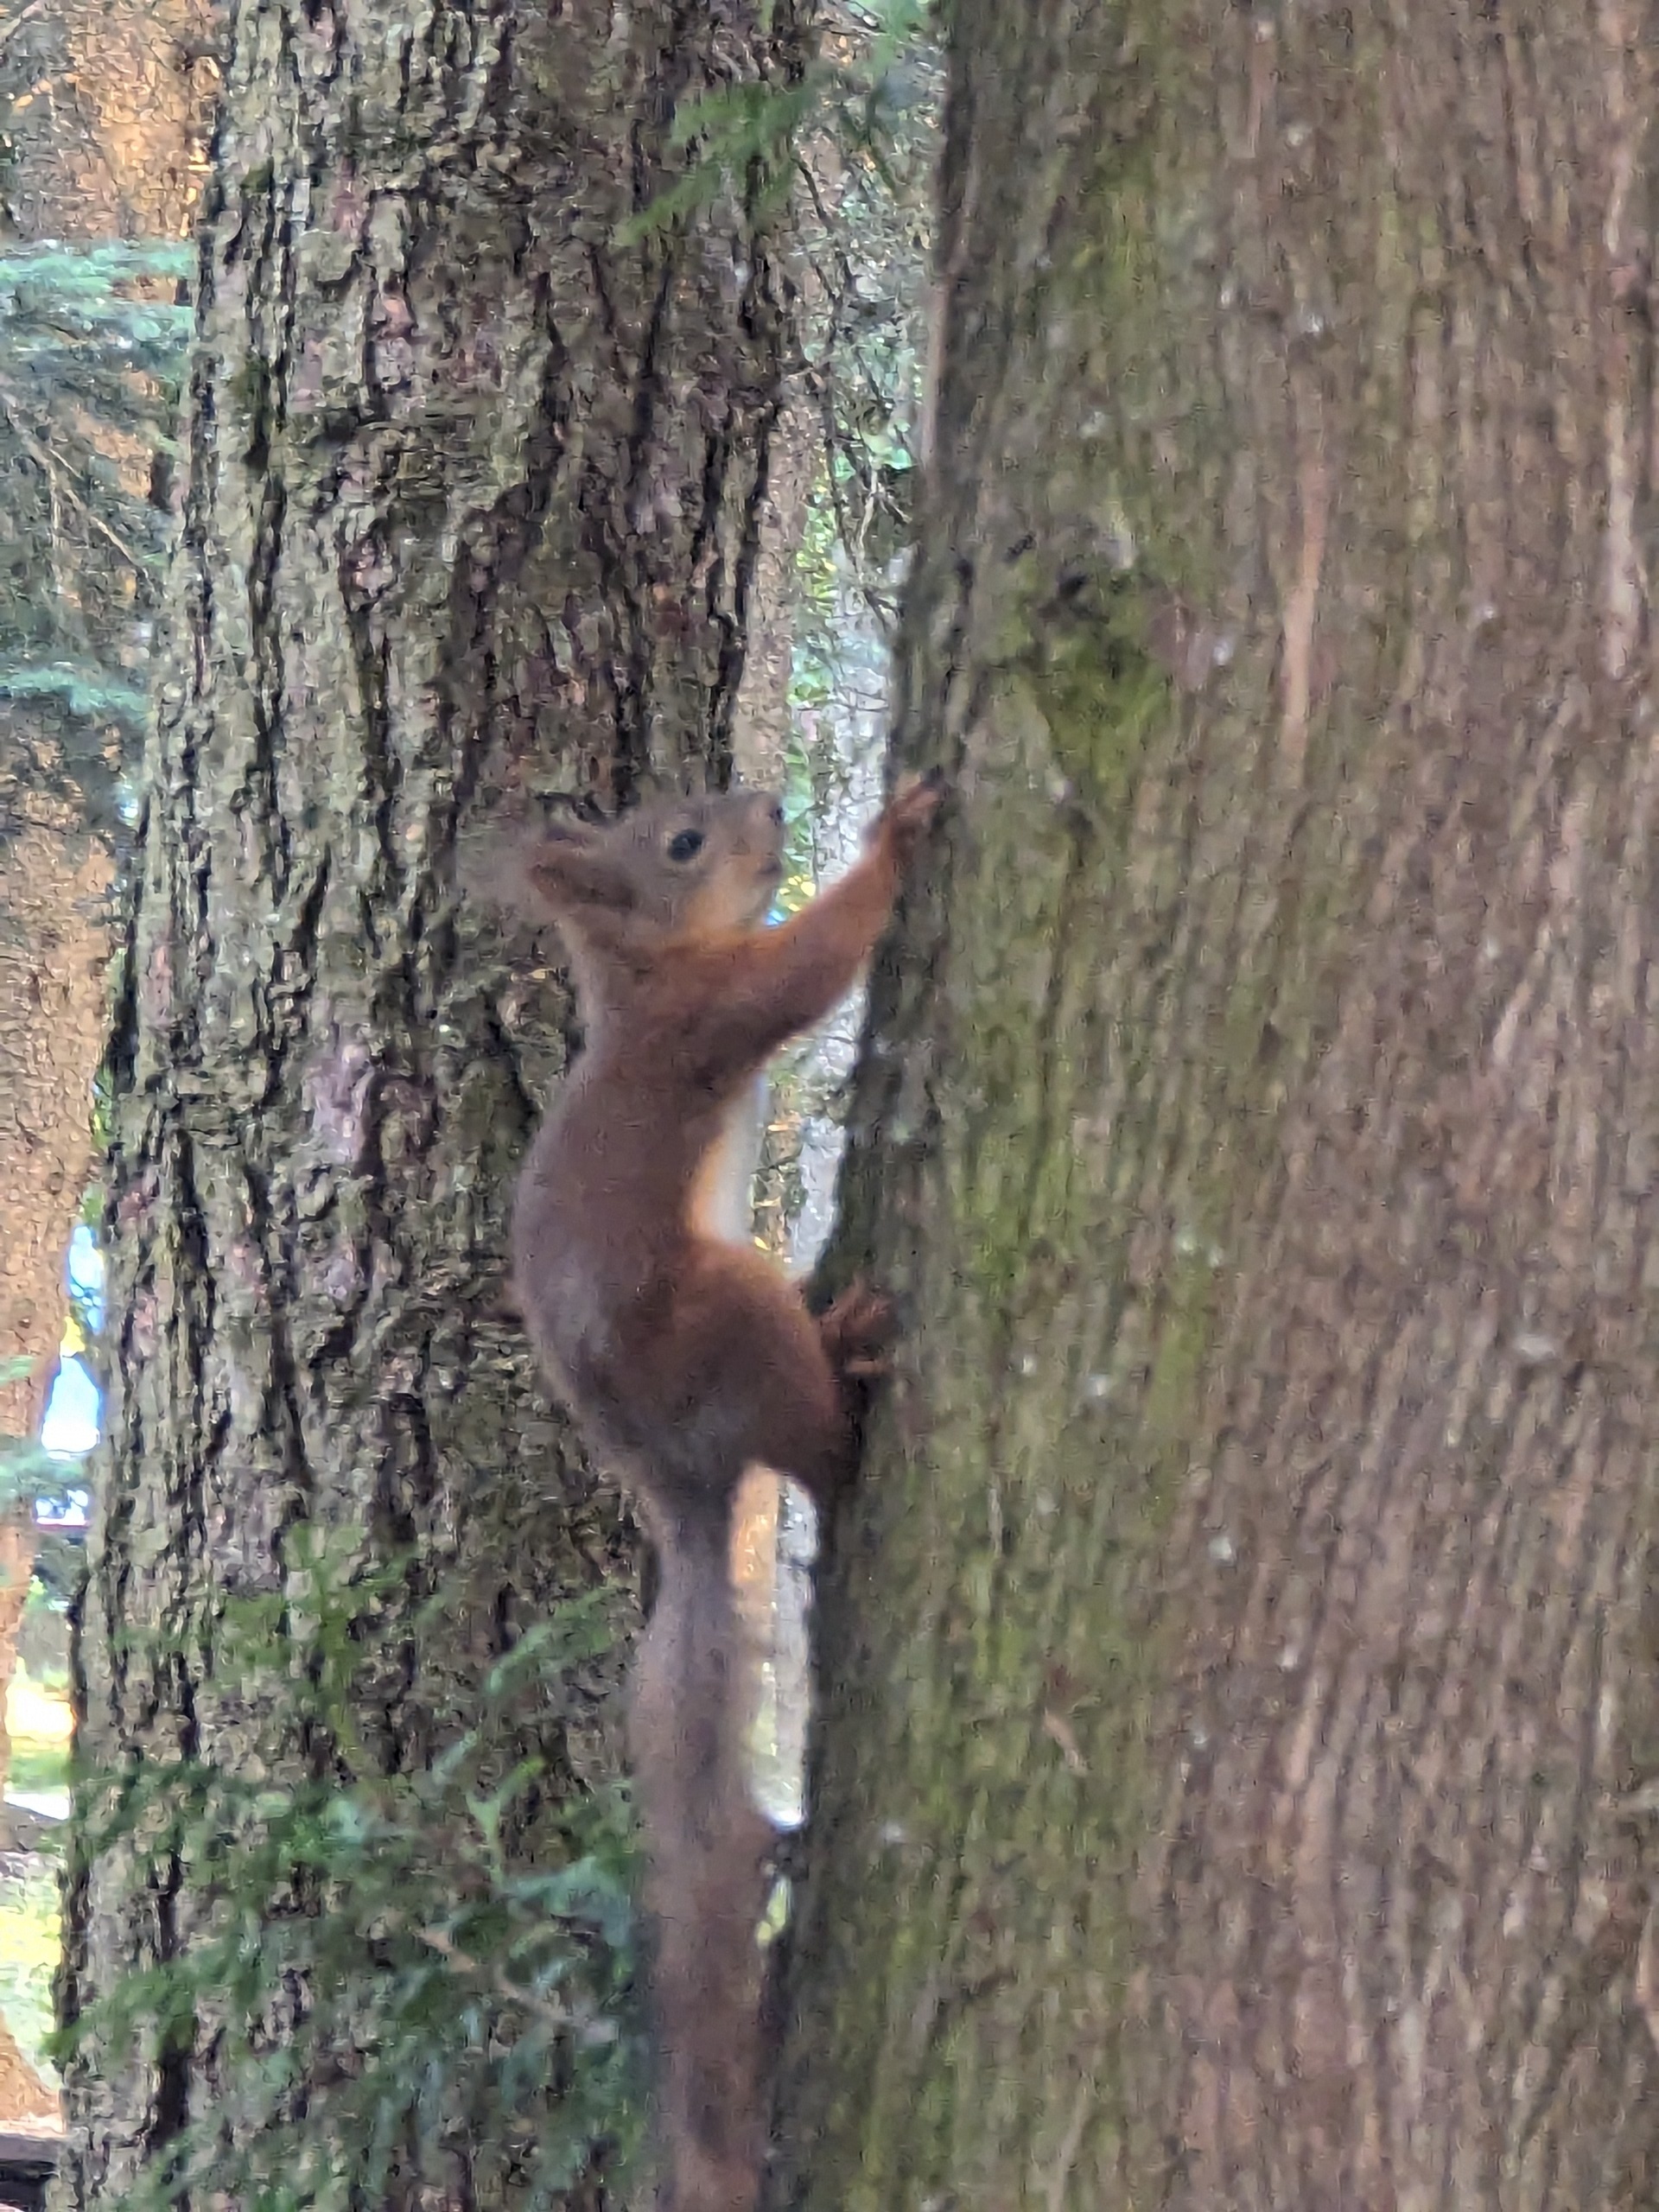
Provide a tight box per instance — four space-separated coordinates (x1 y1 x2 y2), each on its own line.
505 779 940 2212
509 789 788 1454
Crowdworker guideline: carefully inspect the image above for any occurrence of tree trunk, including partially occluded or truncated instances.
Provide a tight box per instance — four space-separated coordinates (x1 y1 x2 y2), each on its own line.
57 1 810 2207
772 6 1659 2209
2 0 214 239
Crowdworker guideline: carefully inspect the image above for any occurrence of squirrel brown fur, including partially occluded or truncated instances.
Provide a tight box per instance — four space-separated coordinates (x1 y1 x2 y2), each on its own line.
507 774 942 2212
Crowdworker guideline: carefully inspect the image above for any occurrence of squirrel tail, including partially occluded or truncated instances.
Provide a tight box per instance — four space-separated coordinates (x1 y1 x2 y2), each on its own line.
630 1503 772 2212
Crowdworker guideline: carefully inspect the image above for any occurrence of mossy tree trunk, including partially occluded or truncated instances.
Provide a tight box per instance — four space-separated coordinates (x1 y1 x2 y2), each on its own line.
56 0 810 2206
772 5 1659 2209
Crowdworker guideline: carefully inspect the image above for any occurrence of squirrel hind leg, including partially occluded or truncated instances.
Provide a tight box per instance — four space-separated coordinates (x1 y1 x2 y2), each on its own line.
815 1277 895 1381
666 1243 861 1509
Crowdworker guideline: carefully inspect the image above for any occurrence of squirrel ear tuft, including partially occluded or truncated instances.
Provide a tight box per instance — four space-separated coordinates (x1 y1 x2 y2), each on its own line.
522 816 639 918
459 798 640 924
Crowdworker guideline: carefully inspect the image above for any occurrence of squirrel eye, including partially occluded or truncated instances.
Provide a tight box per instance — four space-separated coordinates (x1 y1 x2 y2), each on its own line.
666 827 705 863
768 802 785 829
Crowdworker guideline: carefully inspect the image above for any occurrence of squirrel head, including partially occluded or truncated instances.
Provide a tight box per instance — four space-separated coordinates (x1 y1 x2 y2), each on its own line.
513 788 788 961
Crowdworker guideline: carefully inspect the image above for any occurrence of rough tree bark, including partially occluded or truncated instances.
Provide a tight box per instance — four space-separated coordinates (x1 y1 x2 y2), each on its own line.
772 5 1659 2210
57 0 810 2206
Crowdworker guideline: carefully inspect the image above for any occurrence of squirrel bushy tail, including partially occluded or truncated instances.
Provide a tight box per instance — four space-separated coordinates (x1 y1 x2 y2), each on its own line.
629 1503 771 2212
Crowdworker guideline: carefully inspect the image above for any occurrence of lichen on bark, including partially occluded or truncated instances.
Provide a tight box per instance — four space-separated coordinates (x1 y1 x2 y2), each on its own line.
772 4 1659 2209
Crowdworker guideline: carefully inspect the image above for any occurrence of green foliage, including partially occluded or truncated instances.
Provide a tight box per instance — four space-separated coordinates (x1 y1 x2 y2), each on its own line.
6 1735 67 1799
798 0 937 627
0 1856 60 2079
0 1439 83 1513
58 1534 645 2212
767 743 820 921
0 242 193 296
616 77 817 245
773 0 937 832
0 234 191 830
0 660 149 721
617 0 932 250
0 1357 84 1517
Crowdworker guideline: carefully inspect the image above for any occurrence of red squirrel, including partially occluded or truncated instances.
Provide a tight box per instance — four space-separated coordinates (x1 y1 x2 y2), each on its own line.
507 774 942 2212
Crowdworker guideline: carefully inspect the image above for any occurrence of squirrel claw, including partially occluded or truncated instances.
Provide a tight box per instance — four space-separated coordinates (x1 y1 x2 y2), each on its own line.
817 1281 896 1379
872 772 944 864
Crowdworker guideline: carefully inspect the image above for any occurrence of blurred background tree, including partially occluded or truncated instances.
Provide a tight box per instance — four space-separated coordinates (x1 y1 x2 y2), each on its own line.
0 0 208 2131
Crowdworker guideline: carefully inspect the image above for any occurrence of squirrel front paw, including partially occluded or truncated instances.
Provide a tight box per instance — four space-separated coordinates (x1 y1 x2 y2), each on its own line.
869 770 944 868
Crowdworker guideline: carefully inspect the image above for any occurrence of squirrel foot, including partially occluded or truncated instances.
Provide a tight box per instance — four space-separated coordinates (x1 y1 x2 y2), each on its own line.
817 1279 895 1381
